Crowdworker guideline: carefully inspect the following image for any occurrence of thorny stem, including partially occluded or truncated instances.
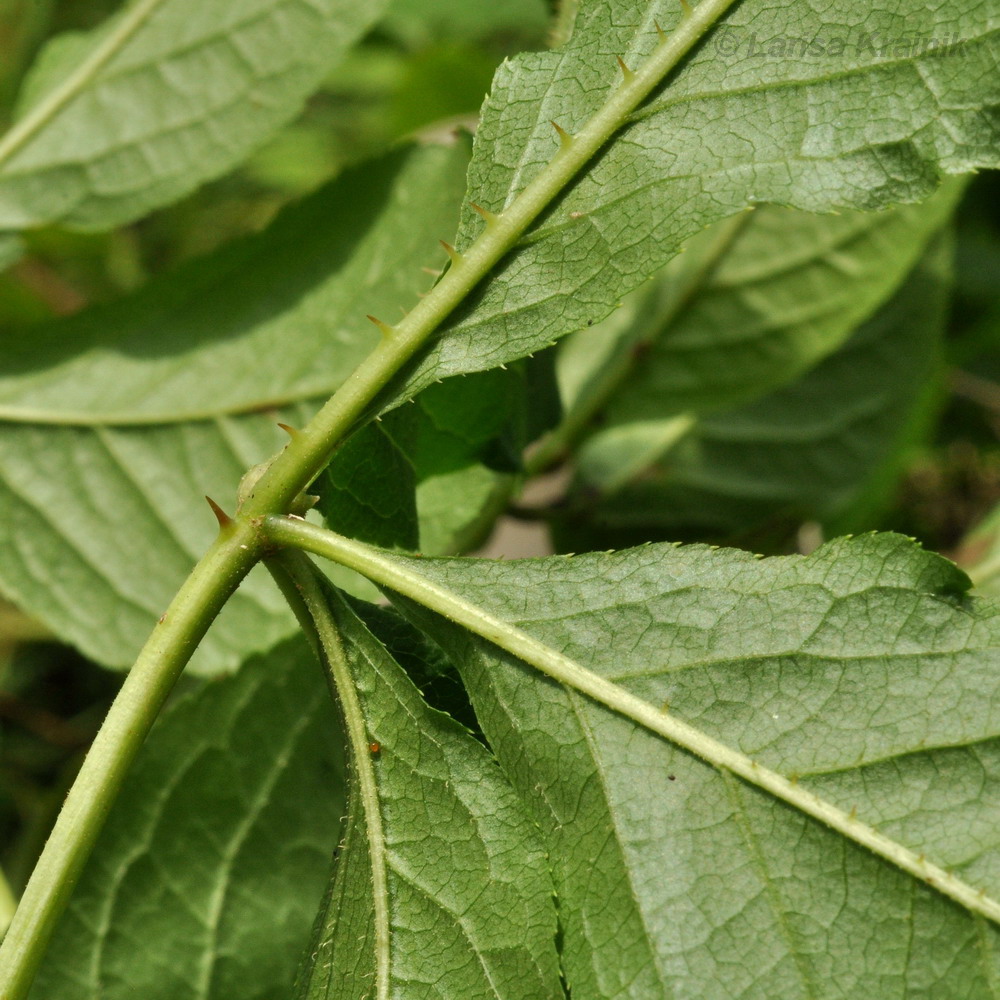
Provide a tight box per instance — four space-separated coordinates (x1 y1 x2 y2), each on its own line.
0 3 741 993
236 0 743 520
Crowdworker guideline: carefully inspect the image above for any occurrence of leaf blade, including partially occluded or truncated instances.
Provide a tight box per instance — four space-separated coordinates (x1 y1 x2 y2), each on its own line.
388 0 1000 401
0 144 470 424
295 586 563 1000
273 523 1000 998
0 0 388 231
29 637 343 1000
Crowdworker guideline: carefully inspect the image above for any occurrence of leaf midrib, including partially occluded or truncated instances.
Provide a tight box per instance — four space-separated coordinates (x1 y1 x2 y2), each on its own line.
0 0 168 170
264 517 1000 928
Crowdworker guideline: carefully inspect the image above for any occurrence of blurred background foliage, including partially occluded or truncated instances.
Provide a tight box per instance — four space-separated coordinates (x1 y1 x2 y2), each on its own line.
0 0 998 929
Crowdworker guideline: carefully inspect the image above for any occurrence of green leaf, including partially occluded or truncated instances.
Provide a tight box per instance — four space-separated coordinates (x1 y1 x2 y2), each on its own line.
387 0 1000 401
579 179 964 428
0 408 316 673
0 145 469 671
30 637 343 1000
381 0 549 46
320 367 528 552
571 226 953 539
0 0 387 232
320 420 419 551
375 533 1000 998
0 144 470 423
296 586 562 999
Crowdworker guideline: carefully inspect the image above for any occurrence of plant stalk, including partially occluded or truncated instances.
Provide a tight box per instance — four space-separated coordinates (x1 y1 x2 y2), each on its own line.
0 525 261 998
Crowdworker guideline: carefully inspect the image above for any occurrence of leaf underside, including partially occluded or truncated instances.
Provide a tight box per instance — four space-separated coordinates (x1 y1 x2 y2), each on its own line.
296 587 562 1000
368 533 1000 999
388 0 1000 403
30 639 343 1000
0 0 388 232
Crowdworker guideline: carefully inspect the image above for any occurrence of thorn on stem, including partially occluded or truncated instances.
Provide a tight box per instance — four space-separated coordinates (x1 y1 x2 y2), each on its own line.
470 202 499 227
205 496 233 530
421 266 443 277
616 55 636 83
276 422 300 440
655 20 667 42
680 0 693 16
439 240 462 266
366 314 394 339
550 120 574 152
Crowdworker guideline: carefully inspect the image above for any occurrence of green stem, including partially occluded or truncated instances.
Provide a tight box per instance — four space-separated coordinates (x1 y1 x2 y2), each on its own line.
238 0 743 520
0 524 261 998
266 553 391 1000
526 210 752 477
0 5 741 993
263 514 1000 928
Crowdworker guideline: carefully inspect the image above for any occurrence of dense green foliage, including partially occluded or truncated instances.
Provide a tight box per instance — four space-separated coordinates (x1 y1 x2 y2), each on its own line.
0 0 999 997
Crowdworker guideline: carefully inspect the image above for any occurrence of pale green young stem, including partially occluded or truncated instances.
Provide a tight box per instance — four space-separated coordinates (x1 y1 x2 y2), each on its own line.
264 515 1000 928
0 523 262 998
0 4 742 993
526 211 752 477
266 553 392 1000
